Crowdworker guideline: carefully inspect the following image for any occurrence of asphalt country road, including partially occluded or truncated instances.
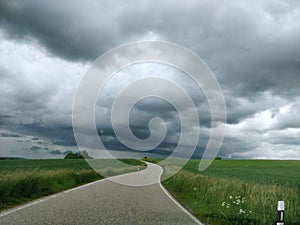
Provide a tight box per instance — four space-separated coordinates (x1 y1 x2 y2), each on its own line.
0 162 203 225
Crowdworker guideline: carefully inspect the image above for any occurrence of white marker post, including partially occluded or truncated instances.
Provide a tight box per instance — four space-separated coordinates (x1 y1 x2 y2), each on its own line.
277 201 284 225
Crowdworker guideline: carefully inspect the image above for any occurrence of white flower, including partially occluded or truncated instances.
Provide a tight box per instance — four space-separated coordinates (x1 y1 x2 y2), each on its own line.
229 196 233 199
239 209 245 214
222 201 226 207
193 187 198 191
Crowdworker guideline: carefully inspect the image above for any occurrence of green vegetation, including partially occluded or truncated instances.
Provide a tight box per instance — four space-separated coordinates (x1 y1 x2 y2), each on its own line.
150 159 300 225
64 150 93 159
0 168 101 210
0 159 92 171
0 158 145 210
184 160 300 187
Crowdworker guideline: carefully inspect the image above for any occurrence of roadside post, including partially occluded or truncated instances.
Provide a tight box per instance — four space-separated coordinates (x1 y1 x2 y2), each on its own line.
276 201 284 225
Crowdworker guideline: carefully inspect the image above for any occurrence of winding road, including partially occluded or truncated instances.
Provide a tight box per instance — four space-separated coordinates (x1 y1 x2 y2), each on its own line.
0 163 203 225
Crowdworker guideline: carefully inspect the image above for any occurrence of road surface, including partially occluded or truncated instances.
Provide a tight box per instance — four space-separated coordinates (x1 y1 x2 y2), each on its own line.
0 162 203 225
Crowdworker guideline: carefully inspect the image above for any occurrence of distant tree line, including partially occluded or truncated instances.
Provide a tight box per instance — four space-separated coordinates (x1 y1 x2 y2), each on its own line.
0 157 25 160
64 150 93 159
215 155 222 160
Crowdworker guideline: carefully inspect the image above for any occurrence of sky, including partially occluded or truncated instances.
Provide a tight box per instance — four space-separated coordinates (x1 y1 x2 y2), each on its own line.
0 0 300 159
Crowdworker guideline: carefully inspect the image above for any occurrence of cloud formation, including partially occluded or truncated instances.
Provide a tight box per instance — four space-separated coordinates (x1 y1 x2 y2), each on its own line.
0 0 299 159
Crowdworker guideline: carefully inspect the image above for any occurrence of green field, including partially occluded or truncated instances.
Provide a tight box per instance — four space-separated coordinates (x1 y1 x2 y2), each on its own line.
185 160 300 187
0 158 144 171
0 159 145 210
151 159 300 225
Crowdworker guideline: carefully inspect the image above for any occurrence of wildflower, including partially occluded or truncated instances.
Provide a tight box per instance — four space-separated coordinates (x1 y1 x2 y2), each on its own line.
229 196 233 199
239 209 245 214
222 201 226 207
193 187 198 191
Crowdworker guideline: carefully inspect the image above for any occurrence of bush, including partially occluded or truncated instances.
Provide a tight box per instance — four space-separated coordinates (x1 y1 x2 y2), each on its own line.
64 151 93 159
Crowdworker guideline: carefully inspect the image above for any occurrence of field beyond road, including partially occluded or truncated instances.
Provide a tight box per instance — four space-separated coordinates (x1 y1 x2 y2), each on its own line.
0 159 145 210
149 159 300 225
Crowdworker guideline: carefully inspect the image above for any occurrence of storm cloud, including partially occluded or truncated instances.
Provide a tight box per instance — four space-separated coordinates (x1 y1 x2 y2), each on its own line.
0 0 299 159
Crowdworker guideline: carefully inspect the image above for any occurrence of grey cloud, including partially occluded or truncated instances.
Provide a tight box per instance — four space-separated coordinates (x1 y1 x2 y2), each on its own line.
21 122 77 146
0 132 21 137
270 103 300 130
225 91 288 124
30 145 41 151
49 150 63 155
0 0 300 159
0 0 131 61
0 120 76 147
2 0 298 98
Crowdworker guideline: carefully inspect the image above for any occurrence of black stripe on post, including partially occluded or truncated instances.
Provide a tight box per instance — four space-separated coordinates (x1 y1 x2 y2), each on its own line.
277 201 284 225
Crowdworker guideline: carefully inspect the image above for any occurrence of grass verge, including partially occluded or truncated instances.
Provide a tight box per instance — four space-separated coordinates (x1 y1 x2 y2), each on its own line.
164 170 299 225
0 159 145 210
145 158 300 225
0 169 101 210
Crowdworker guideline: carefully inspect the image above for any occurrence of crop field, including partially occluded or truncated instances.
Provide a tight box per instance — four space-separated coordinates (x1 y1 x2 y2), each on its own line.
0 159 145 210
160 159 300 225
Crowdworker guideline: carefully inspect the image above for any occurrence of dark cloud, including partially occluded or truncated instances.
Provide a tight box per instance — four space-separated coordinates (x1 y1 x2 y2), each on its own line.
0 0 299 159
0 114 14 119
0 0 299 97
0 132 21 137
0 0 127 61
30 145 41 151
49 150 63 155
20 122 76 146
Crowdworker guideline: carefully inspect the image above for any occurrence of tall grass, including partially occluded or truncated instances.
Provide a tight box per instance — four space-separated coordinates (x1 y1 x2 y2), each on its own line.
164 170 300 225
0 169 101 210
0 159 146 210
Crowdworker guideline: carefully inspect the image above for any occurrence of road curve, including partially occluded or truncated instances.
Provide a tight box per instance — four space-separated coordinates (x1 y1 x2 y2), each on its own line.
0 162 203 225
